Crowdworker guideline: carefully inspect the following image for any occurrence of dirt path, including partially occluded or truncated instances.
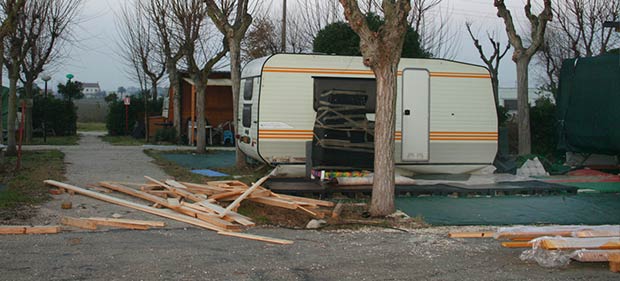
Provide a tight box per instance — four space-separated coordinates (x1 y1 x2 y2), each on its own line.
30 132 177 226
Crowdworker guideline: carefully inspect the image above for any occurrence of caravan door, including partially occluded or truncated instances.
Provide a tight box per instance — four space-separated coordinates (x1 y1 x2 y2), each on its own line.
401 68 430 162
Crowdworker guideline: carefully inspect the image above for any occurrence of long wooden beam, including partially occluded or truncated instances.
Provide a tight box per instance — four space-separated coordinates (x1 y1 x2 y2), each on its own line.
0 225 61 235
98 182 238 230
217 231 293 245
219 170 275 218
45 180 226 232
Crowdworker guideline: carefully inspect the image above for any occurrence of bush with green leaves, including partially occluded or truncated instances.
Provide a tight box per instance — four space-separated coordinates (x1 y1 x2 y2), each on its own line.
530 94 559 159
154 127 177 143
105 92 162 136
32 95 77 136
313 13 430 58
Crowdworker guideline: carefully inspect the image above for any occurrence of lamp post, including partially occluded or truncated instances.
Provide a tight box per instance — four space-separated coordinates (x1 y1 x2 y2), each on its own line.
41 74 51 143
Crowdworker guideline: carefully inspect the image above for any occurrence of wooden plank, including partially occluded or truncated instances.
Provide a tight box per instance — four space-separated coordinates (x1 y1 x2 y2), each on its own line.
146 177 204 202
501 241 533 248
540 237 620 250
167 198 181 208
45 180 226 232
217 231 294 245
448 232 495 238
573 250 620 262
61 217 98 230
276 194 335 207
209 190 244 201
197 201 255 227
179 182 229 194
331 202 344 218
24 226 61 234
249 196 299 210
219 170 275 218
610 253 620 273
87 217 165 227
98 182 238 230
0 226 26 234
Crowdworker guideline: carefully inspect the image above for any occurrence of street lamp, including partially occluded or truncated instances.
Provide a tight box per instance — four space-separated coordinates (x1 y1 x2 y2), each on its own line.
41 74 51 143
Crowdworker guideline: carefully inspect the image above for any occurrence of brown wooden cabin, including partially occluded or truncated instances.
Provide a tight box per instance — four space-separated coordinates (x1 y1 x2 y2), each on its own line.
149 71 233 144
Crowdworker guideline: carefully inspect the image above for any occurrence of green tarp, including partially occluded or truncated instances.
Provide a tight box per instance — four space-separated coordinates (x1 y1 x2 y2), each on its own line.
396 194 620 226
557 53 620 154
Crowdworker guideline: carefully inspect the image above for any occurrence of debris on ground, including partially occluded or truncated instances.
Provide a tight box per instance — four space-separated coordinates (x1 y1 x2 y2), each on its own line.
449 225 620 272
41 171 335 244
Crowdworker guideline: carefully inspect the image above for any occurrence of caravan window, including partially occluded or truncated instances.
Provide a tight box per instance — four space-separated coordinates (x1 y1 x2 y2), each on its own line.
242 104 252 128
313 77 376 112
243 78 253 100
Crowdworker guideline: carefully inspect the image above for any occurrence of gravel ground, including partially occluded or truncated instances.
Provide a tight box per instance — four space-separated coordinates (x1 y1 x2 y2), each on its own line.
9 132 616 280
0 226 616 281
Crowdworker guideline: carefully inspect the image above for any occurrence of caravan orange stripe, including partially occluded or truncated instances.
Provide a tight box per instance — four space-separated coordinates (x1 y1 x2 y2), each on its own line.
263 67 490 79
258 130 497 141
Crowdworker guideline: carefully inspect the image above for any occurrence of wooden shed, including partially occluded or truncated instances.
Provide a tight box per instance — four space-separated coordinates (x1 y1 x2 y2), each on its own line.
150 72 233 145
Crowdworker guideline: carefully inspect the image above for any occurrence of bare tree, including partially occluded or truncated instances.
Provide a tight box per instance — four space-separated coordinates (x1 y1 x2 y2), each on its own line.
0 0 25 146
172 0 227 153
538 0 619 97
145 0 185 139
293 0 343 50
241 17 280 62
494 0 552 155
18 0 83 143
339 0 411 217
409 0 459 59
465 22 510 110
117 0 166 141
204 0 253 167
118 1 166 103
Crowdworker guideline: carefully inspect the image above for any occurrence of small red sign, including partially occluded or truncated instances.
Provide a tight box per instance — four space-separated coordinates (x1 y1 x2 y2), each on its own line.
123 96 131 105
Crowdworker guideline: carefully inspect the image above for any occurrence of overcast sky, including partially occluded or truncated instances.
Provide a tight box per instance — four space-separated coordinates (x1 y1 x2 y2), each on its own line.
48 0 571 92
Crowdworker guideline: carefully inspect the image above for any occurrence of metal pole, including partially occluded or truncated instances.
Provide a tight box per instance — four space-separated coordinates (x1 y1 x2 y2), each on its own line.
43 80 47 143
125 103 129 135
281 0 287 53
16 101 25 169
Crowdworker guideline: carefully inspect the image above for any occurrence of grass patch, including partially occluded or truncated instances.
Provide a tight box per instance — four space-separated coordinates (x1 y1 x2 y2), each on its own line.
28 135 80 145
100 135 146 146
77 122 106 132
0 150 65 220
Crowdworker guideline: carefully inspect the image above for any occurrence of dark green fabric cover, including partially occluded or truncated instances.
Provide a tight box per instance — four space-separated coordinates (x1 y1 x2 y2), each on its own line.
557 54 620 154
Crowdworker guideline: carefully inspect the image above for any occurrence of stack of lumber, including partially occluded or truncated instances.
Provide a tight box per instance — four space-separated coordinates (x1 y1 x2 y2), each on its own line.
44 173 334 245
449 225 620 272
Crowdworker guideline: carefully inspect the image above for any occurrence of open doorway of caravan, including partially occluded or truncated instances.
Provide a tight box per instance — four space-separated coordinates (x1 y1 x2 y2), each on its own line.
401 68 430 162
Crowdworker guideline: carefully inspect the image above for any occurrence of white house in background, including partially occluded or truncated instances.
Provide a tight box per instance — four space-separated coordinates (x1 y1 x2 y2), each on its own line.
499 87 554 115
81 82 101 98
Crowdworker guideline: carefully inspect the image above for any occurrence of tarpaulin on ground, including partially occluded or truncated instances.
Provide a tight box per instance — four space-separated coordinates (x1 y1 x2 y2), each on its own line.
160 151 235 169
396 194 620 226
557 53 620 154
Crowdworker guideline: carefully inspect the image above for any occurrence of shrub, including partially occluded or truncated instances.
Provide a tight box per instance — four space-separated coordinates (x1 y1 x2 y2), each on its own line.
154 127 177 143
32 95 77 136
106 93 163 136
530 94 559 160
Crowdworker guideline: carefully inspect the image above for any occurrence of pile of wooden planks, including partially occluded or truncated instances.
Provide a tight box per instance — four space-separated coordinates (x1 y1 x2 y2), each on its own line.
44 173 334 245
450 225 620 272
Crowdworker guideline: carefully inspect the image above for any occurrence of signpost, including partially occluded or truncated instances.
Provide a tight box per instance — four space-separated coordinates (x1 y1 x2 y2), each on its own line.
123 96 131 135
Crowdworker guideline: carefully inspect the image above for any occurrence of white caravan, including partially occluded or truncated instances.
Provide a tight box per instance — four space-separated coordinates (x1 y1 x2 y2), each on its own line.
237 54 497 175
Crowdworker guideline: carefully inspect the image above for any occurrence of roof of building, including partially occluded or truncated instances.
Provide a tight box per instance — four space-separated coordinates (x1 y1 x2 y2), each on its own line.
81 82 100 88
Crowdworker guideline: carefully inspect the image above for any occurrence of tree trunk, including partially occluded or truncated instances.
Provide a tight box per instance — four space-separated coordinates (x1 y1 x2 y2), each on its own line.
144 89 149 142
6 71 19 156
168 64 182 140
151 81 158 103
23 80 34 143
491 74 500 110
229 41 248 168
0 43 3 145
516 56 531 154
369 64 397 217
194 77 207 154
